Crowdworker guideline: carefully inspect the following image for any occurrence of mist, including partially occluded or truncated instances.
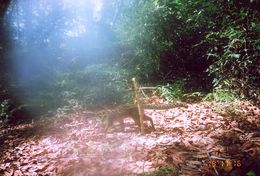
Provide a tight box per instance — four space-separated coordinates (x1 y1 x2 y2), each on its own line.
3 0 123 115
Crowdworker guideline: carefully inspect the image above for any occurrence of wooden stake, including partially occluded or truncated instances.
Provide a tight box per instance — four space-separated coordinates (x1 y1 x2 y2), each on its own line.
132 77 144 133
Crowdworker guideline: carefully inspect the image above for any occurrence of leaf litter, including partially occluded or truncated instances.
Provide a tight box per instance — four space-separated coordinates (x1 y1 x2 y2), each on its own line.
0 100 259 176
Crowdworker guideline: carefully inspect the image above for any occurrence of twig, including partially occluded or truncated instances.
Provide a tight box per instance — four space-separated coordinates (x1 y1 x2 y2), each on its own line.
132 78 144 133
205 148 219 176
139 87 157 90
140 88 149 98
210 156 234 161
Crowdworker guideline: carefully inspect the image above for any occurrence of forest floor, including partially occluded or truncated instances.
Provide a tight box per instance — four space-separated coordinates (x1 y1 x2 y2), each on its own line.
0 100 259 176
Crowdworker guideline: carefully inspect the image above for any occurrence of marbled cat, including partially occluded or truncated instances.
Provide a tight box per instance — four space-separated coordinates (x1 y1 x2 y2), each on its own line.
105 102 187 132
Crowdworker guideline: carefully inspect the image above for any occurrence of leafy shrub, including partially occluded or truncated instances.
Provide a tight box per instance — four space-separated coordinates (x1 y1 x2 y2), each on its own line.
55 99 82 118
143 165 179 176
205 1 259 101
204 88 238 102
157 80 185 101
0 99 30 123
0 100 10 123
182 92 207 103
54 64 132 107
1 64 132 118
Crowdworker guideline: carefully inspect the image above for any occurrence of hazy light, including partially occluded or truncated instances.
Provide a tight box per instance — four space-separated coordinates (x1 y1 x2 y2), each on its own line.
92 0 103 21
4 0 115 113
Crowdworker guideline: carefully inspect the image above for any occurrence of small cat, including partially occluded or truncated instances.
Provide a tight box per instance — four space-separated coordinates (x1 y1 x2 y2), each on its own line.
105 105 155 132
105 102 187 132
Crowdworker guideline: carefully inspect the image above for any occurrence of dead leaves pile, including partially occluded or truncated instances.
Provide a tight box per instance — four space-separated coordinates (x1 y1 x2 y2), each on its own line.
0 100 259 176
145 101 259 176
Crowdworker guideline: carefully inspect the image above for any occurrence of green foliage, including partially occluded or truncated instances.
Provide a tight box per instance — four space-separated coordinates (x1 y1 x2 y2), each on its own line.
55 99 82 118
205 0 259 100
54 64 132 107
157 80 185 101
1 64 132 118
142 165 179 176
247 171 256 176
116 0 214 81
182 92 206 103
116 0 259 103
0 100 10 122
0 99 30 123
204 88 238 102
1 0 259 120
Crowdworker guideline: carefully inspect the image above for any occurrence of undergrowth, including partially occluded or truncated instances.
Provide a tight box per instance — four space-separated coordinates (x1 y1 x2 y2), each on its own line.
157 80 185 101
204 88 238 102
141 165 179 176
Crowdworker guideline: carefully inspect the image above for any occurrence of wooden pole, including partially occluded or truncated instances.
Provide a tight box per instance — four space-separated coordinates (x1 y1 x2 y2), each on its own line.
132 77 144 133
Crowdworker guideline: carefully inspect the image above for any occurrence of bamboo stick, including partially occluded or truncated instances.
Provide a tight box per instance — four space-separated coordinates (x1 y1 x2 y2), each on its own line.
138 87 157 90
132 77 144 133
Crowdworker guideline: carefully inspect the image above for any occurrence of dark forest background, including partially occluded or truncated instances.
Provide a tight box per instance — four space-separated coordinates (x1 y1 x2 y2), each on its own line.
0 0 259 123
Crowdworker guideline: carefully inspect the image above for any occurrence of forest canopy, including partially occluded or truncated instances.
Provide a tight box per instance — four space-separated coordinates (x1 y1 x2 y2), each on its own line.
0 0 259 122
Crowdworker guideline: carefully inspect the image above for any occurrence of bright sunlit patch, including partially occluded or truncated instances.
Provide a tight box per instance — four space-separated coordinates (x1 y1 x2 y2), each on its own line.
91 0 103 21
64 17 88 38
62 0 103 17
4 0 111 114
61 0 103 37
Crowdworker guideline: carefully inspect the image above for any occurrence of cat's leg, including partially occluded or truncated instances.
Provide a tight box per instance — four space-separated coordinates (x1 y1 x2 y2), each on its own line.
134 115 155 131
118 118 125 131
105 116 113 132
133 117 141 130
144 115 155 130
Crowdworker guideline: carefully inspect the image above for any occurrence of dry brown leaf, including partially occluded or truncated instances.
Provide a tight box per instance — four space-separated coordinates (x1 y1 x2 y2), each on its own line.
0 99 259 176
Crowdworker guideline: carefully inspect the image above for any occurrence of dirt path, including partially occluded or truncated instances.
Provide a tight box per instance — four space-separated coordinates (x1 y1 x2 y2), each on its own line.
0 101 259 176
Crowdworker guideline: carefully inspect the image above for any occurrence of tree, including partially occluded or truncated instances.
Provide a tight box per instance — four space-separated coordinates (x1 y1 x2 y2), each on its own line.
115 0 214 83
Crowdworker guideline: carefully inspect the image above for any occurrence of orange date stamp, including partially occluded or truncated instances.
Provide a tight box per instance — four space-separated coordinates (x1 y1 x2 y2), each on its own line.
207 159 242 171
